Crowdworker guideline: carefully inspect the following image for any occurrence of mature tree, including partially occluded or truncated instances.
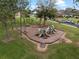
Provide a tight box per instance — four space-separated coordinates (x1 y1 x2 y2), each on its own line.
0 0 29 39
64 7 79 18
35 0 56 26
21 8 31 27
0 0 18 23
47 8 57 20
0 0 19 39
22 9 31 18
17 0 29 26
73 0 79 7
64 8 73 16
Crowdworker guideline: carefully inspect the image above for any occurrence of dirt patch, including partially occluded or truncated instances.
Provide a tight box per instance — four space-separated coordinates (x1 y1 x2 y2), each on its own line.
17 26 64 44
74 42 79 47
63 37 72 44
36 43 48 52
2 37 15 43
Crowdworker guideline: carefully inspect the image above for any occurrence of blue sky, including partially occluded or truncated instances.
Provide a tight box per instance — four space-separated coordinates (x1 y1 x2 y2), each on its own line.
54 0 79 10
55 0 74 10
29 0 79 10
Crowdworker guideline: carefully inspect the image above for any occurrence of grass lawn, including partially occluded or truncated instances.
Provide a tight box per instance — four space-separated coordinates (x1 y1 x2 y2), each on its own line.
0 18 79 59
63 17 79 23
48 21 79 42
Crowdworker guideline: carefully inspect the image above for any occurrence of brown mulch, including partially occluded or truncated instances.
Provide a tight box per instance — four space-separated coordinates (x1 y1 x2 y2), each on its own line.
17 26 64 44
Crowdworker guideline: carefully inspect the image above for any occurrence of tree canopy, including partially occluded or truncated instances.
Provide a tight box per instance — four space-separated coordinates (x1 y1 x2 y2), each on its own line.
0 0 18 21
0 0 29 22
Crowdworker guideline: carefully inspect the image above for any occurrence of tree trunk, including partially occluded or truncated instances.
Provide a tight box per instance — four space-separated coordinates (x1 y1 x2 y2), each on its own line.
20 11 22 36
39 18 42 27
43 17 46 27
4 21 10 40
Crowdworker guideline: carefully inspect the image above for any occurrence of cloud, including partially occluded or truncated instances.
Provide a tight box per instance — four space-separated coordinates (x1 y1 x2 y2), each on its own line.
56 0 64 4
55 0 67 9
55 0 66 6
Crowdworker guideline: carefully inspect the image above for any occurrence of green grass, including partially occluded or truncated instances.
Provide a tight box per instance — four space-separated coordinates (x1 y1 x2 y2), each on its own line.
0 23 5 40
15 16 40 26
0 18 79 59
48 43 79 59
0 38 79 59
63 17 79 23
4 17 79 42
49 21 79 42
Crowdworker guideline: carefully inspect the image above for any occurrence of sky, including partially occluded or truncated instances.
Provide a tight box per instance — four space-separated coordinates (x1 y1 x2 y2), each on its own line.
29 0 79 10
56 0 74 10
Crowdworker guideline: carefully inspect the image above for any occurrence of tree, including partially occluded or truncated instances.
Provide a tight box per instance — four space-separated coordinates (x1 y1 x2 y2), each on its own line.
35 0 56 26
21 8 31 27
64 8 79 18
0 0 18 22
17 0 29 28
73 0 79 7
0 0 19 40
47 8 57 20
0 0 29 40
22 9 31 18
64 8 73 16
